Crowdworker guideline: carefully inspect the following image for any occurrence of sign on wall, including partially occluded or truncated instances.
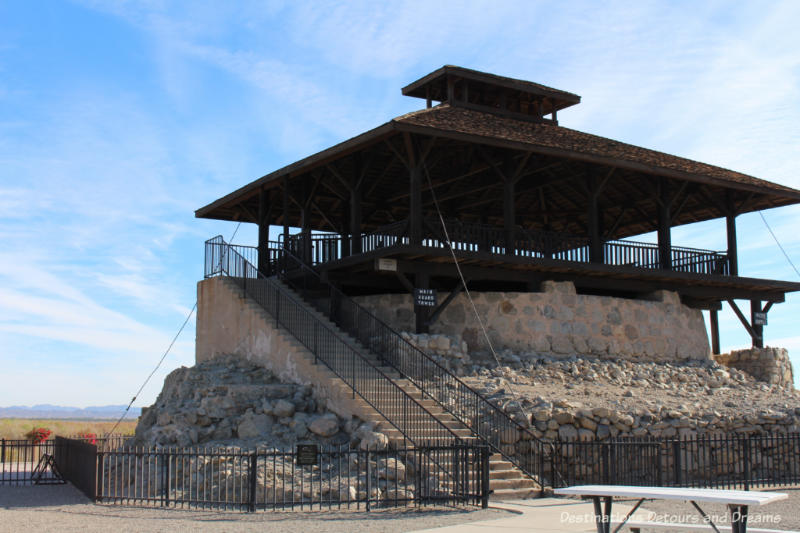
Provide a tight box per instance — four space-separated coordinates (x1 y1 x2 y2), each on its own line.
296 444 318 466
414 288 436 307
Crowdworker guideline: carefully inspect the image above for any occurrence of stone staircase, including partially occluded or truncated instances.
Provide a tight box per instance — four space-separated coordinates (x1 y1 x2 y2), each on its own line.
271 279 540 500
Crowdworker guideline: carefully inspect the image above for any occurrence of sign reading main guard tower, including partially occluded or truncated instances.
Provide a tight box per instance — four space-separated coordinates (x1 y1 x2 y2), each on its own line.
414 288 436 307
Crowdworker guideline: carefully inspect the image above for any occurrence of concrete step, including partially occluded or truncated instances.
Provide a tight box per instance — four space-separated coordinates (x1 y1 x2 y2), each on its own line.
489 487 541 500
489 469 526 480
488 478 538 491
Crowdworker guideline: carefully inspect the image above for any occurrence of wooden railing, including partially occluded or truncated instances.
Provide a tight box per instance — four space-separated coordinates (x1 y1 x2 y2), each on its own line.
273 219 729 276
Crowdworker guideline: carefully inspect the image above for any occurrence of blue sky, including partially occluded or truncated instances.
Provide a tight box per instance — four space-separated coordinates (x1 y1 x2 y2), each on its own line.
1 1 799 409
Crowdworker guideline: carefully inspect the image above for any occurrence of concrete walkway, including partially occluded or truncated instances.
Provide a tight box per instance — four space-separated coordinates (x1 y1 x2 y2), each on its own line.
409 497 653 533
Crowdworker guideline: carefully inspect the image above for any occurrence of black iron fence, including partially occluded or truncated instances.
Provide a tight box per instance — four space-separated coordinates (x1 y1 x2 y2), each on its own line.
1 439 57 485
547 433 800 490
1 436 131 486
92 441 489 510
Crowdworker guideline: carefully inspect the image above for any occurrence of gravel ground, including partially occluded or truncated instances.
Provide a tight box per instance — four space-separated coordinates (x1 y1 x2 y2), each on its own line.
626 488 800 531
0 484 512 533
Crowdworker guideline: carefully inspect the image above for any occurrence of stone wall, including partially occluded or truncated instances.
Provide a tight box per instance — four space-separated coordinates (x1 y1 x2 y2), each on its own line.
354 281 710 362
196 277 391 424
715 347 795 389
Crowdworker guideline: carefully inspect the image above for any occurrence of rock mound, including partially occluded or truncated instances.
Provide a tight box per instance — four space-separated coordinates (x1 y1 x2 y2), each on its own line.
134 354 376 449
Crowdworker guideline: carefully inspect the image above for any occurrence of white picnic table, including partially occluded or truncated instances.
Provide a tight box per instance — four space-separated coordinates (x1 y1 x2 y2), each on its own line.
554 485 788 533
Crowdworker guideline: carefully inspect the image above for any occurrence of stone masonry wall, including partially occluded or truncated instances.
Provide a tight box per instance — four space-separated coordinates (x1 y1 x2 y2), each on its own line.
715 347 795 389
354 281 710 362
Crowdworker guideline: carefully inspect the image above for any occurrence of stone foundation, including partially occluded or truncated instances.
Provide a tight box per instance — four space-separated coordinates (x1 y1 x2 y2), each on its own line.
354 281 710 362
715 347 794 389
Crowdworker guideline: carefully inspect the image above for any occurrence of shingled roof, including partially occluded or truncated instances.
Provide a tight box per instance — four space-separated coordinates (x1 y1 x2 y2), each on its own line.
393 104 800 199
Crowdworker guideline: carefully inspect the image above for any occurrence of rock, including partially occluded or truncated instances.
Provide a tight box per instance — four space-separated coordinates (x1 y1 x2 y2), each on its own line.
339 485 356 501
579 417 598 431
309 414 339 437
554 411 575 425
359 431 389 450
237 413 273 439
558 424 578 440
378 458 406 481
273 399 295 418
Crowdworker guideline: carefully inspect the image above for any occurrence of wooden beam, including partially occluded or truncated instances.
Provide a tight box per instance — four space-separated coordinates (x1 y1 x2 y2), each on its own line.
657 179 672 270
727 299 757 340
426 280 467 327
726 190 739 276
394 271 415 294
751 299 764 348
709 309 720 355
282 176 290 244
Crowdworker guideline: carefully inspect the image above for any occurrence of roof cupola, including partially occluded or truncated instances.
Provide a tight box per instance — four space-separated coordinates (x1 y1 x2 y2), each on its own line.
401 65 581 124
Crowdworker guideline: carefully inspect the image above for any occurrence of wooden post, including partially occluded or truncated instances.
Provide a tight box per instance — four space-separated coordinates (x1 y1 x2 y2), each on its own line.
588 190 602 263
301 177 312 264
282 177 290 247
658 180 672 270
726 209 738 276
503 177 515 256
409 166 422 245
340 202 350 257
709 309 720 355
350 180 362 254
415 272 430 334
257 188 271 274
751 300 763 348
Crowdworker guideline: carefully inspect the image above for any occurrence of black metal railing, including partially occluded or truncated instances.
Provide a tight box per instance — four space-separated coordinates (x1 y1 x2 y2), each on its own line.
547 433 800 490
205 236 462 448
1 436 131 486
273 218 730 277
250 239 550 487
94 442 489 510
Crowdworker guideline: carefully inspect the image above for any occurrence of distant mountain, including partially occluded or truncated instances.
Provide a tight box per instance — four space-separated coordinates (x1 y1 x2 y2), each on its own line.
0 404 142 419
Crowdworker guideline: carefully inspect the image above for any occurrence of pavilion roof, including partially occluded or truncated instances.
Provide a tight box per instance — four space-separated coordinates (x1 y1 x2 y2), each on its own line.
196 103 800 236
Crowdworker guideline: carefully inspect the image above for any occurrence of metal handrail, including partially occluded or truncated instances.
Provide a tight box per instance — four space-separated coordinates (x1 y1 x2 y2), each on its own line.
269 238 548 485
204 236 462 448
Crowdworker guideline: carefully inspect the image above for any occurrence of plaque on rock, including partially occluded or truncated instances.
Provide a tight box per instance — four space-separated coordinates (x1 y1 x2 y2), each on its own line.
296 444 318 466
414 288 436 307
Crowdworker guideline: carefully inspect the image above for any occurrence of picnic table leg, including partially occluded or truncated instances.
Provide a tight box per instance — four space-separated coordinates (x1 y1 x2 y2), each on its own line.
592 496 612 533
729 504 748 533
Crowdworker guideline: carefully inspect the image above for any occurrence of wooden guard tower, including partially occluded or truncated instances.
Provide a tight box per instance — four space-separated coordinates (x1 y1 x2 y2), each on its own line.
197 65 800 352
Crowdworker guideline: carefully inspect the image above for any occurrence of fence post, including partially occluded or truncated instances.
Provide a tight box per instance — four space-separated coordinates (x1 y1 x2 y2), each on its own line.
95 451 103 502
365 448 371 512
248 451 257 512
602 443 611 484
672 440 682 486
657 442 663 487
163 452 171 507
743 437 751 491
481 446 490 509
1 438 5 463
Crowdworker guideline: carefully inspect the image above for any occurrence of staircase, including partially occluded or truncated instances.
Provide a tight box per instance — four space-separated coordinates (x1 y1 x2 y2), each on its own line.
205 236 543 499
274 279 539 499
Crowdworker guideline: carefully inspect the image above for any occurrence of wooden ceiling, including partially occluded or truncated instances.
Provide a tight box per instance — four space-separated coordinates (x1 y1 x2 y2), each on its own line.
198 129 800 243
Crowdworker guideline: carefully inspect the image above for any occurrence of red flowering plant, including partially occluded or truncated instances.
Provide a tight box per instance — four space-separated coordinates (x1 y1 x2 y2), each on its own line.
26 427 52 444
78 432 97 445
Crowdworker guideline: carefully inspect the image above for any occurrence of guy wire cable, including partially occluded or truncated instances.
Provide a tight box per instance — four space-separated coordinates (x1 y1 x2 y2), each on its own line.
759 211 800 279
105 222 242 438
422 166 531 416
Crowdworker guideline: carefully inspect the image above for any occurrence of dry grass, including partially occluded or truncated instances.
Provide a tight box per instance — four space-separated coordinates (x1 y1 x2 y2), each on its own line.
0 418 137 440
